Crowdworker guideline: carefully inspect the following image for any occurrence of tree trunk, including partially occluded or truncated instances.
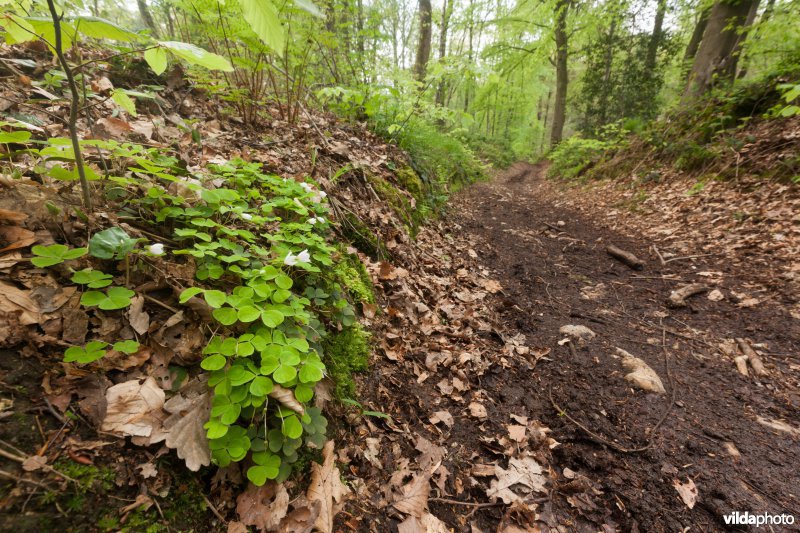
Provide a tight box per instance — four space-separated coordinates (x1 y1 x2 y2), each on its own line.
683 5 711 64
598 18 617 127
550 0 569 146
435 0 453 106
684 0 759 99
413 0 433 84
137 0 160 38
645 0 667 73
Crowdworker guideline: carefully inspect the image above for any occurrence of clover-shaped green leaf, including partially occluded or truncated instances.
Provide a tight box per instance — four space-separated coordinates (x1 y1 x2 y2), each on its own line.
31 244 87 267
71 268 114 288
80 286 136 310
113 340 140 354
247 453 281 485
88 227 138 260
64 341 108 363
212 307 238 325
282 414 303 439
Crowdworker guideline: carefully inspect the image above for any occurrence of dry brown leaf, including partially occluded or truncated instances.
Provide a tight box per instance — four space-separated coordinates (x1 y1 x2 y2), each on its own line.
397 512 450 533
269 384 305 415
0 225 36 253
0 208 27 223
673 478 698 509
0 281 39 325
22 455 47 472
429 410 454 428
307 440 351 533
101 377 165 437
127 295 150 336
617 348 665 394
236 482 290 532
507 425 527 443
159 380 211 471
392 459 441 518
468 402 488 420
480 279 503 293
486 457 547 504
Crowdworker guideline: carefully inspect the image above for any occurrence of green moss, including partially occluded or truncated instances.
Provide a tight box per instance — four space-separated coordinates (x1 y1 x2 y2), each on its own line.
393 165 424 201
322 324 371 399
53 459 116 493
367 173 424 234
334 251 375 304
340 211 387 259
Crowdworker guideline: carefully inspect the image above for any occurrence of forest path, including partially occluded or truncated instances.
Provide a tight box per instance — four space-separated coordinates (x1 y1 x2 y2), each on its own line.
447 162 800 531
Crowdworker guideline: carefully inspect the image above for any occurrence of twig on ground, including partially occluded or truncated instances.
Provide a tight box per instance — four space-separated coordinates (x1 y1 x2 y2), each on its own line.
203 494 227 523
652 245 666 266
606 245 644 270
429 497 507 508
664 253 717 264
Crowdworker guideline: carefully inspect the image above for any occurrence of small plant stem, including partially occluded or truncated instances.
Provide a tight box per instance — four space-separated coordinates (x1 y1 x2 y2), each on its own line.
46 0 92 210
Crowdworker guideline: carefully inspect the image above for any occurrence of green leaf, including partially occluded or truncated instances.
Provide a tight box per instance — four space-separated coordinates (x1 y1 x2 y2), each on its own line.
249 376 273 396
228 366 256 386
0 14 36 44
80 291 106 307
179 287 203 303
89 227 137 259
112 340 139 354
64 341 108 363
282 414 303 439
205 419 229 439
201 354 227 371
299 363 323 384
31 244 87 267
238 0 285 52
272 364 296 384
160 41 233 72
275 273 293 290
212 307 238 326
271 288 291 303
204 290 227 308
144 46 168 75
71 268 113 288
111 89 137 116
101 286 135 310
261 309 284 328
295 384 313 403
237 305 261 323
72 16 139 42
0 130 31 143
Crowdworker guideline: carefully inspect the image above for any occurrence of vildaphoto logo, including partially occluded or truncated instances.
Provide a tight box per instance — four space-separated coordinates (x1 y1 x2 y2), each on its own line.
723 512 795 527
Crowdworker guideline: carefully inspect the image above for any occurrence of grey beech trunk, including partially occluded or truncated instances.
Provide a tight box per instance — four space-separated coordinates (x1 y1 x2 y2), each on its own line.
137 0 160 38
413 0 433 84
684 0 760 99
550 0 569 146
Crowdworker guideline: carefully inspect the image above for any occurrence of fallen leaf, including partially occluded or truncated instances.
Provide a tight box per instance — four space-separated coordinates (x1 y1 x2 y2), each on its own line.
307 440 351 533
486 456 547 504
236 482 290 532
0 280 39 325
507 425 527 443
617 348 665 394
673 478 698 509
468 402 488 420
392 459 441 518
269 384 305 415
429 410 453 428
397 512 450 533
127 295 150 335
159 380 211 471
0 225 35 253
22 455 47 472
480 279 503 293
101 377 165 437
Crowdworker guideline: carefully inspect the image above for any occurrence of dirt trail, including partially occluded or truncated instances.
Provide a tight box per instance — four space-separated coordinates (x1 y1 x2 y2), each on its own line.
444 162 800 530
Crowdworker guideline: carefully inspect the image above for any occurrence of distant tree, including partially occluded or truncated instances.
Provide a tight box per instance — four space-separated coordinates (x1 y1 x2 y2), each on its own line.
684 0 760 98
137 0 160 38
550 0 569 145
413 0 433 83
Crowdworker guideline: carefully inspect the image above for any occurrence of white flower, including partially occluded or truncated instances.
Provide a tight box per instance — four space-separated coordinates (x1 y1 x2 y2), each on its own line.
300 182 313 193
311 191 327 204
309 217 318 225
283 248 310 266
318 216 325 223
241 213 253 220
319 191 327 198
147 243 165 255
284 251 298 266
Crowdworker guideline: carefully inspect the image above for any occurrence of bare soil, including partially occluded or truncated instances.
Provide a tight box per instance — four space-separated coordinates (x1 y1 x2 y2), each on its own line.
450 163 800 530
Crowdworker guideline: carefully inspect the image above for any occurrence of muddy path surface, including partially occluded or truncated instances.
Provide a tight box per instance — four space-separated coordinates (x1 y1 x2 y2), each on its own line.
445 162 800 531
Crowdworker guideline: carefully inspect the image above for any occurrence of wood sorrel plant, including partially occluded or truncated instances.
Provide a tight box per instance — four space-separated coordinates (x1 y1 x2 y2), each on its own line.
158 159 348 484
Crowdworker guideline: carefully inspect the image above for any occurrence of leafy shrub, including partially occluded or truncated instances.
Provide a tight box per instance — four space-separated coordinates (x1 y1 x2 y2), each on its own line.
548 136 612 180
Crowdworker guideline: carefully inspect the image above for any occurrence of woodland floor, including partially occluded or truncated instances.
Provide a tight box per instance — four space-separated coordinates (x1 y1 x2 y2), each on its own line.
354 162 800 532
